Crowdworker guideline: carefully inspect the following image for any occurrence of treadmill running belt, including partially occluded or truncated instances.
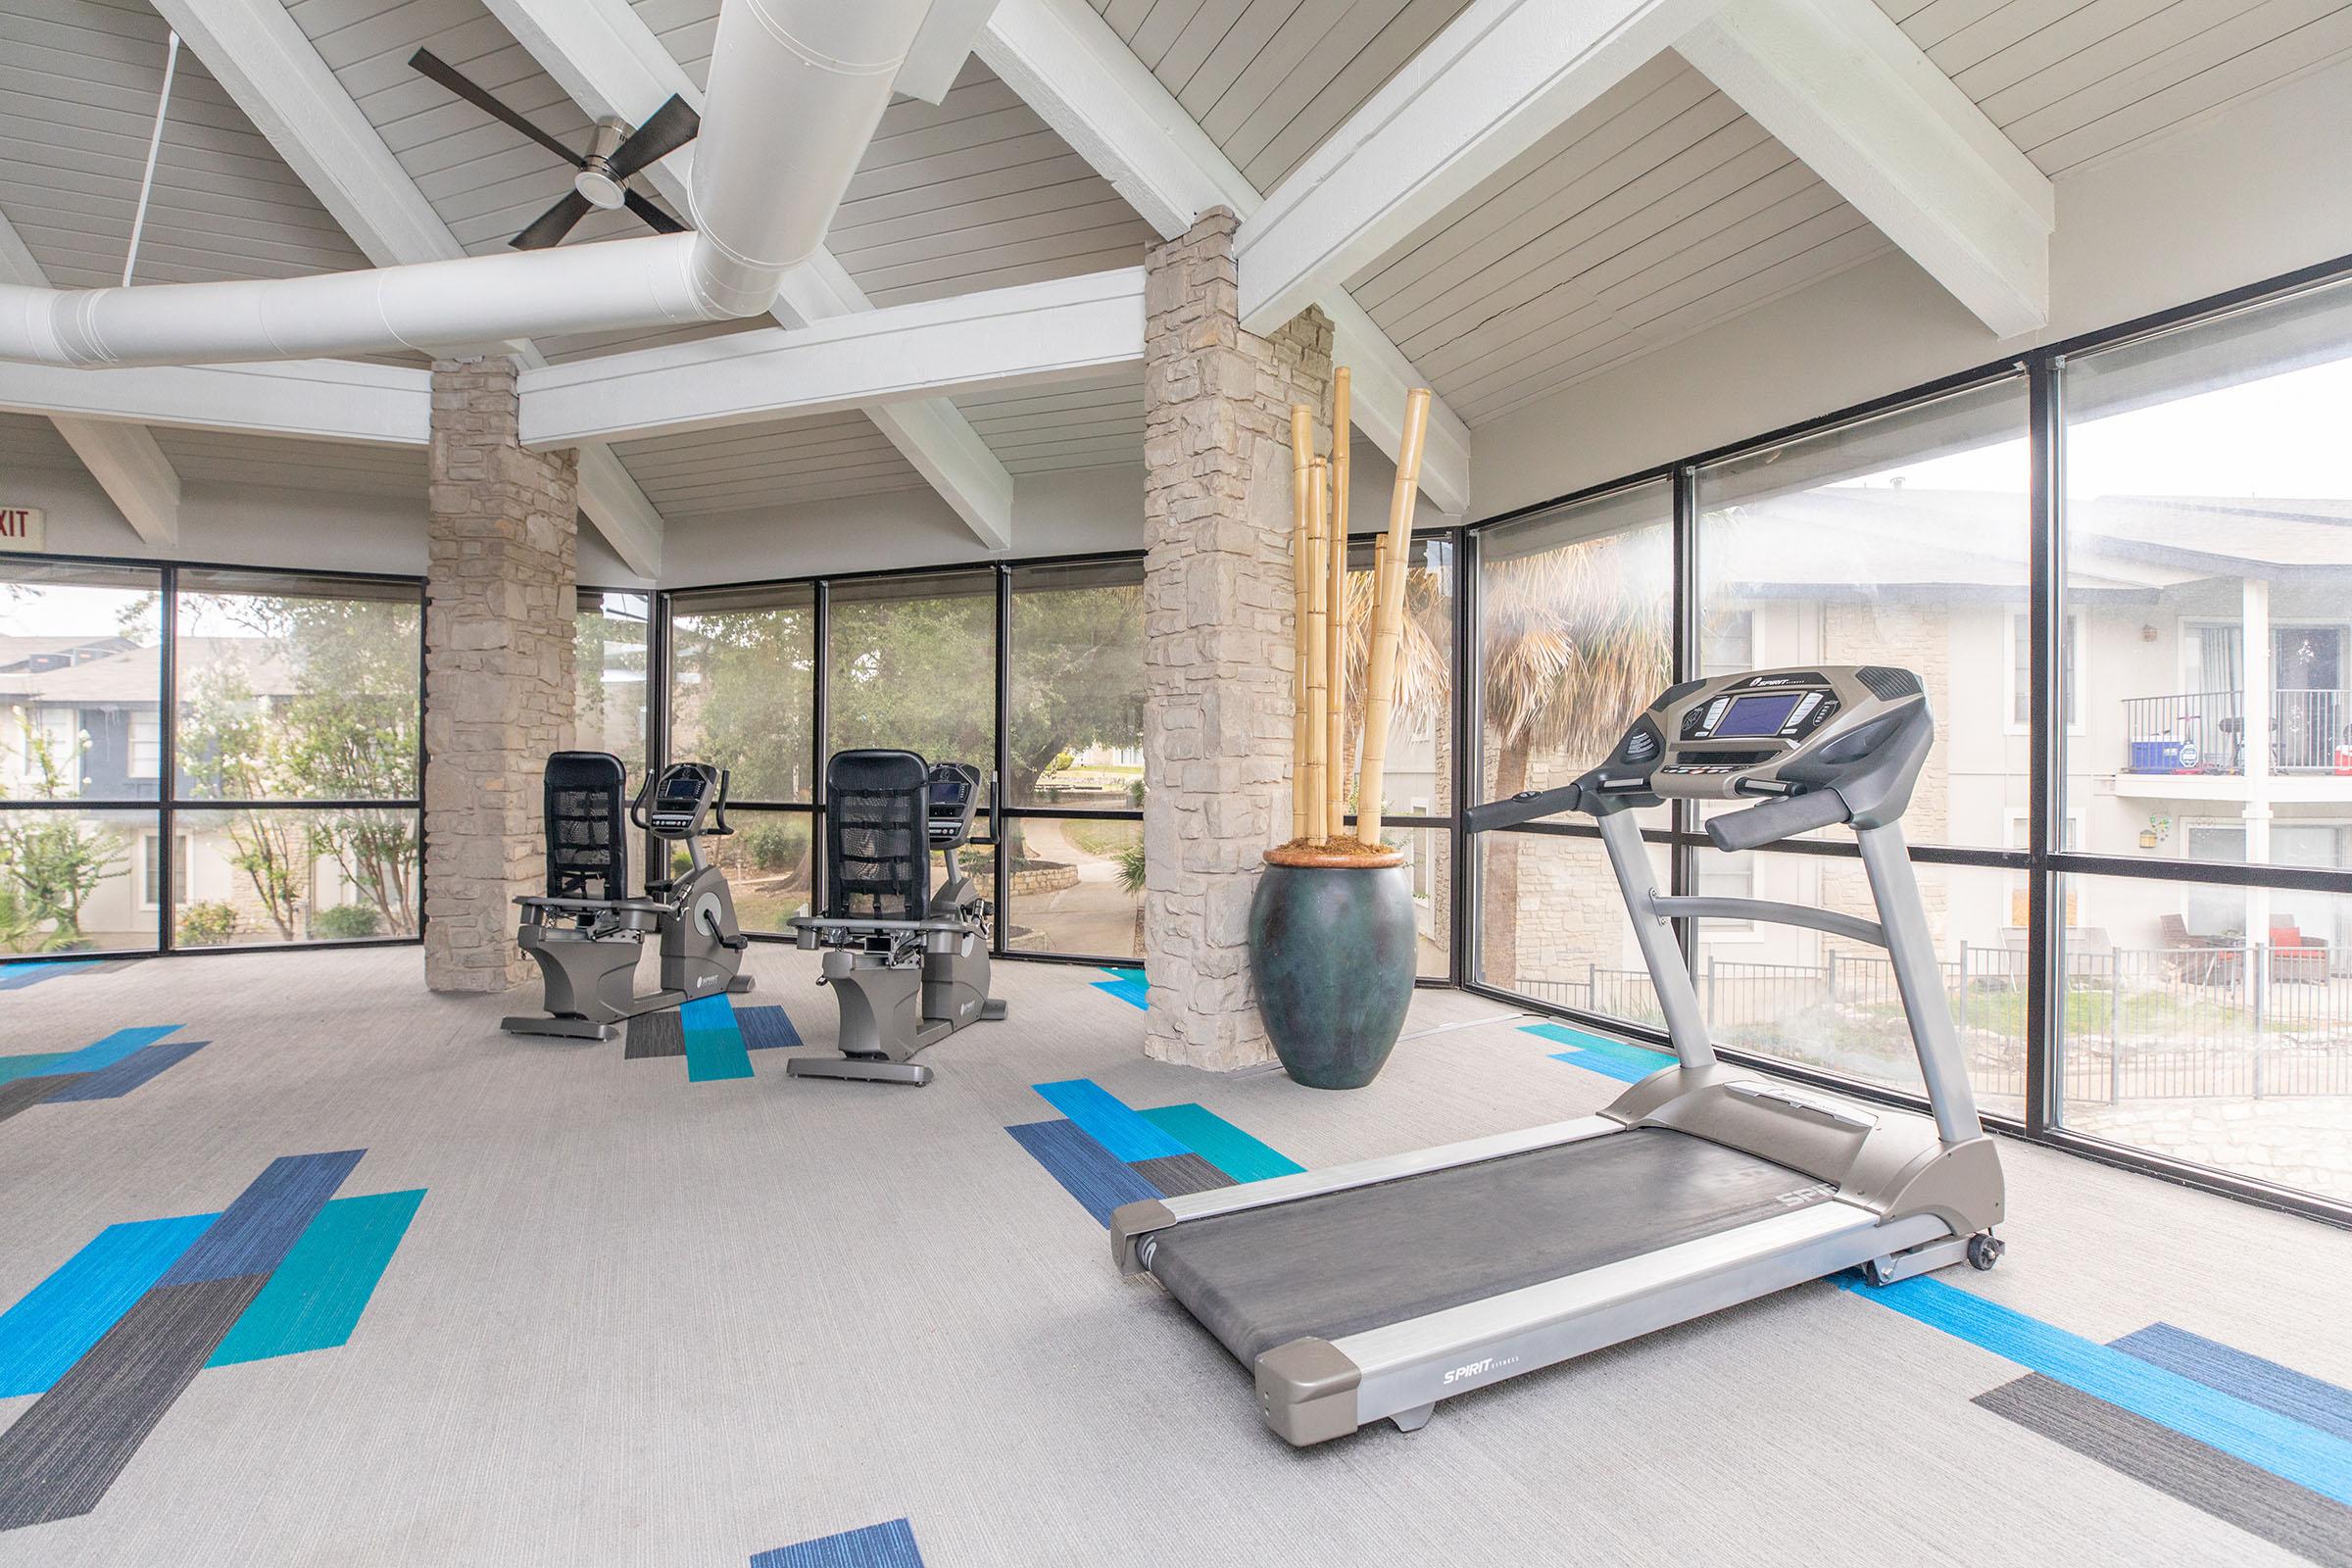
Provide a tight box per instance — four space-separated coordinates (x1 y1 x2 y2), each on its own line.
1143 1128 1832 1365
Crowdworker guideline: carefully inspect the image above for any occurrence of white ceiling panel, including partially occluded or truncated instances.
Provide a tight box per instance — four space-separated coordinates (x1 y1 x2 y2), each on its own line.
612 413 932 516
1874 0 2352 174
954 364 1146 474
1346 54 1887 426
1090 0 1479 191
0 0 370 288
0 413 82 468
148 425 426 496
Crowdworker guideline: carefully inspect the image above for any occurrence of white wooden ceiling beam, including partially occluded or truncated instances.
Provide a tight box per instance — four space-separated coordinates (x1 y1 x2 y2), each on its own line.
979 0 1472 514
0 207 180 546
518 269 1145 450
898 0 1007 104
1677 0 2053 338
52 419 182 547
0 359 430 444
1235 0 1723 335
481 0 1019 552
154 0 663 577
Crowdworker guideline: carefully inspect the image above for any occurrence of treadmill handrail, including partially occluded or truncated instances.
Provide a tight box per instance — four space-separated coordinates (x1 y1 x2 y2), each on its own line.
1648 896 1886 949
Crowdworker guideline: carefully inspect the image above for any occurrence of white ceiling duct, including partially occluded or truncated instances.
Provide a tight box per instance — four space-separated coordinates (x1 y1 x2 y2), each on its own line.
0 0 933 369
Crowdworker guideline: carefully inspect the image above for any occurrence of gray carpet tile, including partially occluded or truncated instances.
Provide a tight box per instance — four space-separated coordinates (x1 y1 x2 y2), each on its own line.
0 948 2346 1567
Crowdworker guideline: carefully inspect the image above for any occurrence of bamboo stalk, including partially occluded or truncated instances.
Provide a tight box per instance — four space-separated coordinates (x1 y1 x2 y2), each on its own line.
1303 456 1332 844
1354 387 1432 854
1327 368 1350 842
1289 403 1313 844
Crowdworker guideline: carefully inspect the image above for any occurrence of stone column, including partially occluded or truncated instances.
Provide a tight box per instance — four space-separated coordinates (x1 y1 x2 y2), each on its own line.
423 356 579 993
1140 209 1333 1070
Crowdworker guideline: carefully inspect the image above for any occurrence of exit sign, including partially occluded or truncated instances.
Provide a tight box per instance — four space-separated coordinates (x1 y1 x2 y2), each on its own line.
0 507 41 551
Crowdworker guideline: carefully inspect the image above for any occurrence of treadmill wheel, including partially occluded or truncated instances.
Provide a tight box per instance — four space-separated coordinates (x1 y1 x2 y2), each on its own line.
1862 1257 1896 1288
1967 1233 2005 1271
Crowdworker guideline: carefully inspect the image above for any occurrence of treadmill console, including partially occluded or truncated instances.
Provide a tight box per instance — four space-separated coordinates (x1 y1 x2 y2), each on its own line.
1587 665 1926 804
1466 664 1936 847
925 761 984 848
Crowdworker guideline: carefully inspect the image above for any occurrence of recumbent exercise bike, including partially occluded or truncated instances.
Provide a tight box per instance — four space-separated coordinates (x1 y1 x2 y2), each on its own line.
788 750 1007 1086
501 753 754 1041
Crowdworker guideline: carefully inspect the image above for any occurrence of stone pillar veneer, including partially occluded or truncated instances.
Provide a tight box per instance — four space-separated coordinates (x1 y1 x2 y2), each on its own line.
423 357 579 993
1140 209 1333 1070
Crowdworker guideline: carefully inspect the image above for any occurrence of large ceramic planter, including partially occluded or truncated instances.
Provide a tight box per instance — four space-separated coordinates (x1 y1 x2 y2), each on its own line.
1249 847 1416 1089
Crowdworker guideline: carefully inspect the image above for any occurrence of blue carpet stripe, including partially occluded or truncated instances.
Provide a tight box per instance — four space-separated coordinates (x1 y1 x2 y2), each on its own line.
736 1004 803 1050
42 1039 208 1102
1029 1079 1187 1160
681 994 755 1081
0 1053 74 1085
52 1026 183 1074
2113 1324 2352 1444
1547 1049 1656 1084
210 1190 425 1366
1844 1274 2352 1505
1006 1120 1162 1226
1522 1022 1675 1069
160 1151 365 1288
751 1517 925 1568
0 961 99 991
1138 1103 1304 1182
1092 966 1148 1010
0 1214 215 1398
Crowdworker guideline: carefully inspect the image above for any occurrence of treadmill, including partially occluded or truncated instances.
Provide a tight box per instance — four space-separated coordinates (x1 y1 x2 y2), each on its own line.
1109 664 2005 1446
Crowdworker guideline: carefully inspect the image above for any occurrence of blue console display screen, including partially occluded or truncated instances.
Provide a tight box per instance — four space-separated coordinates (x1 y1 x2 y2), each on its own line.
660 772 705 803
929 777 970 808
1716 692 1803 737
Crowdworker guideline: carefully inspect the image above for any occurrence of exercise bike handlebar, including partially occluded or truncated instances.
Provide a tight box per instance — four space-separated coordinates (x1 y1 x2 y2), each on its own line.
1705 786 1851 854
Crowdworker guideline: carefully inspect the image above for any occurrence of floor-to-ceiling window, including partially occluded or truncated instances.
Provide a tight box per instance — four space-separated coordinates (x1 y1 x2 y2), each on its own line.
1693 375 2032 1113
664 583 817 932
172 571 421 948
1 561 420 956
1471 479 1672 1015
2055 273 2352 1202
0 563 165 954
574 590 650 780
1345 534 1460 977
1463 259 2352 1217
1005 560 1146 959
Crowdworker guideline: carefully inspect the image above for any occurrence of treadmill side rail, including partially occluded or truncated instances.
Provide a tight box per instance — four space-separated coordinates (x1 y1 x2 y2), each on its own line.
1108 1115 1621 1274
1266 1205 1948 1446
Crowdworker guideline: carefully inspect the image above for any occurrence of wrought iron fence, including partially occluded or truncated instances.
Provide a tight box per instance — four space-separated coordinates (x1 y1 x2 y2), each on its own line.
2122 688 2352 774
1497 942 2352 1102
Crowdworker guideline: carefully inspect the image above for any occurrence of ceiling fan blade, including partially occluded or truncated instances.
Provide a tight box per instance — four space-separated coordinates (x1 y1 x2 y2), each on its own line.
621 188 689 235
510 190 596 251
410 48 583 168
606 95 701 180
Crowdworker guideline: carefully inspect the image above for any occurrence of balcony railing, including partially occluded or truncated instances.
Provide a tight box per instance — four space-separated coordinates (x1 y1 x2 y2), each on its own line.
2121 689 2352 775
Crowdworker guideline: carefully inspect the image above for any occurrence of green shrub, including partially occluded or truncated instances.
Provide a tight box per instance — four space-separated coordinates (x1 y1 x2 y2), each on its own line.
741 819 805 871
312 904 383 940
176 902 240 947
1114 841 1148 896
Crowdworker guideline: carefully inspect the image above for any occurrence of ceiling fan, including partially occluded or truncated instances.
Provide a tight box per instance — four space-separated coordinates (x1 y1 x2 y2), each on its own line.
408 48 700 251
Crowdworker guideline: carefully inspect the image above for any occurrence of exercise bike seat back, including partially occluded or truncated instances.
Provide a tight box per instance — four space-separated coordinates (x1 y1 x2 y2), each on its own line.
543 751 630 909
824 749 933 931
